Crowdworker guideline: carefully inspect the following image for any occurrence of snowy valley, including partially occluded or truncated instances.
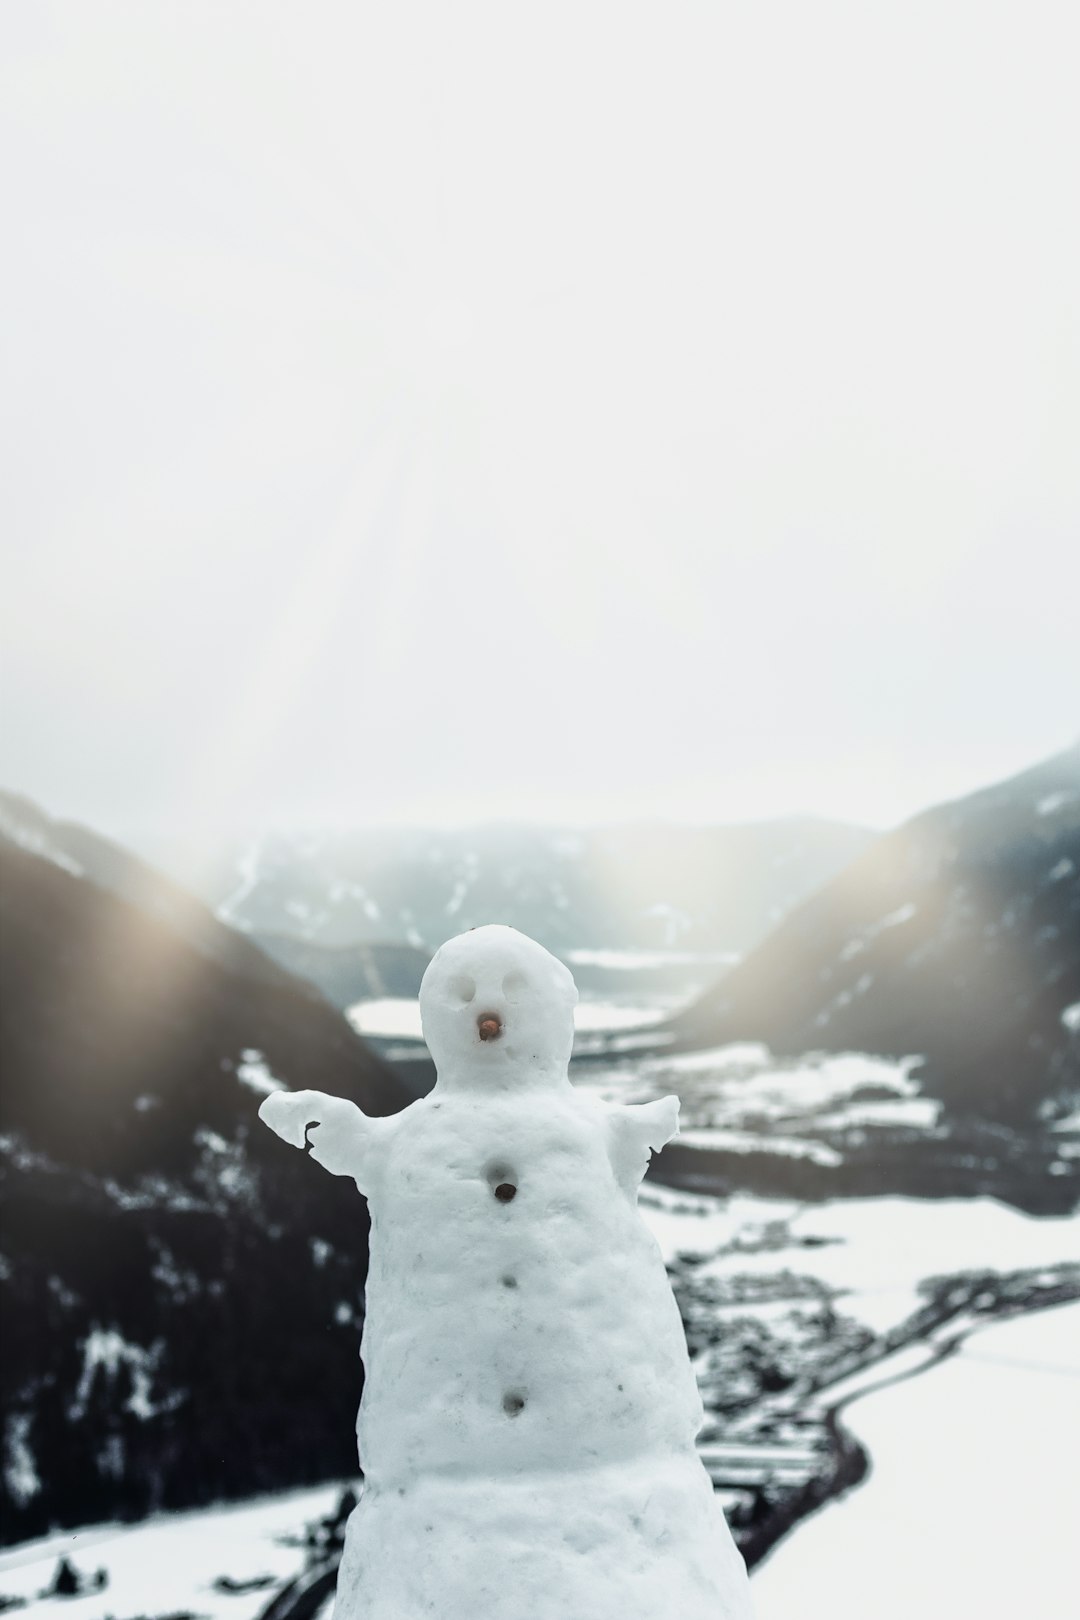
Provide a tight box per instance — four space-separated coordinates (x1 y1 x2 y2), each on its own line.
2 1189 1076 1620
1 746 1078 1615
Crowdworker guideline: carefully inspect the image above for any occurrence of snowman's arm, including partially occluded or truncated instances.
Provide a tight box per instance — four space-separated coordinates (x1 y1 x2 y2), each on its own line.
605 1094 680 1194
259 1089 388 1192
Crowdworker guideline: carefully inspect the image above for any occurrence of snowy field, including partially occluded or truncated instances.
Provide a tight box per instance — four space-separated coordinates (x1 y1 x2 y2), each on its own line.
636 1187 1080 1335
576 1042 941 1150
0 1486 344 1620
2 1192 1076 1618
752 1301 1080 1620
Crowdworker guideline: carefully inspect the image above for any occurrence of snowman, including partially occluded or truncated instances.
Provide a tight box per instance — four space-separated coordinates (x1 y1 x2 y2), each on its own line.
260 925 753 1620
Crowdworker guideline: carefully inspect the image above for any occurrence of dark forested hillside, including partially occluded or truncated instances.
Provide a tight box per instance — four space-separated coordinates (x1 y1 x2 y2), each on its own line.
0 842 412 1543
675 748 1080 1124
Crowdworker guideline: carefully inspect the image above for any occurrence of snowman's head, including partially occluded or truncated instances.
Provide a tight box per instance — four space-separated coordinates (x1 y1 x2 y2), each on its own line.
420 925 578 1087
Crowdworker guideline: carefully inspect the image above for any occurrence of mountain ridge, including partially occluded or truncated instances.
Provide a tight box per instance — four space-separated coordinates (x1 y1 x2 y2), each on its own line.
162 817 875 958
673 746 1080 1123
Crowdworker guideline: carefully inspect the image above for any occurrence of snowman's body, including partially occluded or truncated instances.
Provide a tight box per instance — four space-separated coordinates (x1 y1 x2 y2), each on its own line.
261 926 753 1620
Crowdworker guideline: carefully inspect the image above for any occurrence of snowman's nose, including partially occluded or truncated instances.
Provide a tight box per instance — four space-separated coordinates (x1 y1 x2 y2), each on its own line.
477 1013 503 1042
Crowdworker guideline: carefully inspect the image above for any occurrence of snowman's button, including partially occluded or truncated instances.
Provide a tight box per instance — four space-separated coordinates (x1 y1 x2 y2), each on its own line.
502 1391 526 1416
494 1182 517 1203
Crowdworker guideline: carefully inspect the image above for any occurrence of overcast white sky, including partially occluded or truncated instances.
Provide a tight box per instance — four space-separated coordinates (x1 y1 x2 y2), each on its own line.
2 1 1078 851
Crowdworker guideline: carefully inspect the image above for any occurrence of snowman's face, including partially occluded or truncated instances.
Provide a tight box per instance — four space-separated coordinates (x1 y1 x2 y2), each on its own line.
419 925 577 1083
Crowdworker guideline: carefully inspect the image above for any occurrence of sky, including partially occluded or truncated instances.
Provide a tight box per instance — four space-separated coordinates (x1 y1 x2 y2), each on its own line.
2 1 1078 855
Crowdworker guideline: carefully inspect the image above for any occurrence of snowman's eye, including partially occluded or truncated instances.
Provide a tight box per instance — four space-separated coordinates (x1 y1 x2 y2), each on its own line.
502 970 527 1002
450 974 476 1004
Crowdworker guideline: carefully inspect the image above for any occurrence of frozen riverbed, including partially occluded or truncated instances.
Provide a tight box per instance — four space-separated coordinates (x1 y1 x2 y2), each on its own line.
751 1300 1080 1619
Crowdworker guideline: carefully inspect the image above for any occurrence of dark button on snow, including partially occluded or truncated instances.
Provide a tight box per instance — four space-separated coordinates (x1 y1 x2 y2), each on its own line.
477 1013 503 1041
502 1391 526 1416
494 1182 517 1203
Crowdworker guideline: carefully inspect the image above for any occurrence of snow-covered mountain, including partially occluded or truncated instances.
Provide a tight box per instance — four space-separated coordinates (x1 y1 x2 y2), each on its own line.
0 835 412 1545
0 790 293 993
252 934 432 1010
3 762 1075 1551
673 746 1080 1127
165 818 873 959
2 778 1078 1584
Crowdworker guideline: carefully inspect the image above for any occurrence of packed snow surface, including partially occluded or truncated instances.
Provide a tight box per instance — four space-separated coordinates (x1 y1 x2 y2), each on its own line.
752 1301 1080 1620
262 925 753 1620
0 1487 341 1620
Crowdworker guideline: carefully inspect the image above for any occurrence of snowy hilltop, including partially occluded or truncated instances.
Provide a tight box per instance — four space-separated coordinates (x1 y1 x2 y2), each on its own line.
261 924 753 1620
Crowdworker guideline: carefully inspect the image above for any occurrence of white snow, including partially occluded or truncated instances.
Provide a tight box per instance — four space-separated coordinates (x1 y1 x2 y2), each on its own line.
571 999 668 1032
445 875 469 915
752 1301 1080 1620
1060 1001 1080 1033
1048 857 1074 882
1037 790 1075 815
717 1196 1080 1334
635 1185 783 1265
4 1175 1074 1616
235 1048 286 1095
328 880 381 921
68 1329 178 1424
3 1413 40 1508
0 1486 343 1620
574 1043 934 1153
346 997 425 1038
838 901 917 961
263 926 753 1620
808 1096 941 1130
217 838 262 931
638 1190 1080 1337
675 1128 843 1167
566 948 739 971
347 995 669 1039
